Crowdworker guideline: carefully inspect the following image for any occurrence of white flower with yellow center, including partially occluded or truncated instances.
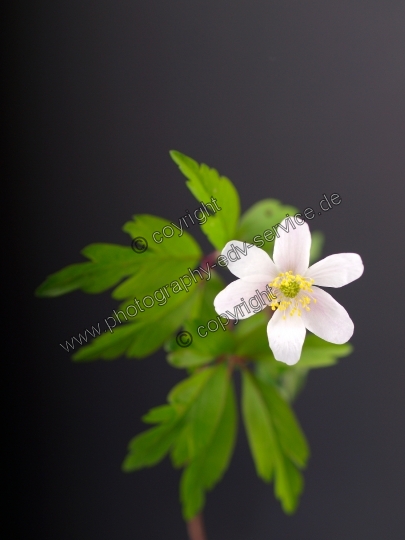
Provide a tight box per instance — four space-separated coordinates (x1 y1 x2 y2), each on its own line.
213 219 364 365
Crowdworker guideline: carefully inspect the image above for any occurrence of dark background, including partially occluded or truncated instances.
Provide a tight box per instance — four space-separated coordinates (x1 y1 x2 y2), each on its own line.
7 1 405 538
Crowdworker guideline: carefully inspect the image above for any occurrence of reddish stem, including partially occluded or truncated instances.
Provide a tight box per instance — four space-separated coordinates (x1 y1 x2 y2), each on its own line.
187 513 208 540
200 250 220 269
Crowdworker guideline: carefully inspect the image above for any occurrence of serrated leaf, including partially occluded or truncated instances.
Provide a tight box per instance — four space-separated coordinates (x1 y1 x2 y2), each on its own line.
122 421 182 471
168 367 215 407
72 284 201 360
170 151 240 250
115 214 202 300
35 244 140 297
123 365 228 473
180 380 237 520
36 214 202 305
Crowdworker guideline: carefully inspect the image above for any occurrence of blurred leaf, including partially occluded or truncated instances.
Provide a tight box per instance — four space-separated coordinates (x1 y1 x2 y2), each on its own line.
242 371 308 513
236 199 324 265
234 311 271 358
121 421 183 472
142 405 176 425
273 454 305 515
170 151 240 250
309 230 324 264
236 199 298 257
180 379 237 520
271 368 309 404
298 333 353 368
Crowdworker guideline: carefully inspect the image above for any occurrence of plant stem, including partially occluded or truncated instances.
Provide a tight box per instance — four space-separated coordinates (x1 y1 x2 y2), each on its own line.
187 513 208 540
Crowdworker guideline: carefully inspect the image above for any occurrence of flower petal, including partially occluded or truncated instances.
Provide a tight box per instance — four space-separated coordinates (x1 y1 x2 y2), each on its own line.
273 219 311 275
305 253 364 287
301 286 354 343
267 308 306 365
214 278 269 320
221 240 278 280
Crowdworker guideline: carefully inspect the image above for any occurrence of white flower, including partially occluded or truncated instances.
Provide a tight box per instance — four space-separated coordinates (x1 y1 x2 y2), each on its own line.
213 219 364 365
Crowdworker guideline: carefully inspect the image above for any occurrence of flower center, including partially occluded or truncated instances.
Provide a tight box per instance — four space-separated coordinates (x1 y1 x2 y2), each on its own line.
280 279 301 298
268 271 316 318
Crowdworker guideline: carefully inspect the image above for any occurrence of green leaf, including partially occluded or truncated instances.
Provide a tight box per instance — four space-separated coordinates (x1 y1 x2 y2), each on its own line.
180 379 237 520
72 284 201 360
273 454 304 515
256 378 309 468
170 151 240 250
165 274 235 369
234 311 272 358
35 244 140 297
121 421 182 472
170 363 230 466
122 365 229 473
142 405 176 425
168 367 215 407
309 230 324 263
115 214 202 300
251 328 353 401
242 371 308 513
298 333 353 368
241 370 275 482
235 199 324 265
271 368 309 404
236 199 298 257
236 312 352 370
36 214 202 302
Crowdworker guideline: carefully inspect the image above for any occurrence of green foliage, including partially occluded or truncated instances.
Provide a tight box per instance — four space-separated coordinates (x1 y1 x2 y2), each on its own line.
180 378 237 520
170 151 240 250
123 364 237 519
116 215 202 300
309 230 324 264
165 273 235 368
35 244 140 296
242 370 308 513
37 150 356 523
235 311 353 402
236 198 324 262
73 287 201 360
236 199 298 256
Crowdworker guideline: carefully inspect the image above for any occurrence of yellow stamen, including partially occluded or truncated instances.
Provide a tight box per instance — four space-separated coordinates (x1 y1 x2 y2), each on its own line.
269 271 315 318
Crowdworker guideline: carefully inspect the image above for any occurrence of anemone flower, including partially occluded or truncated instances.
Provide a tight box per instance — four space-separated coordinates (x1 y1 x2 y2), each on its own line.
213 219 364 365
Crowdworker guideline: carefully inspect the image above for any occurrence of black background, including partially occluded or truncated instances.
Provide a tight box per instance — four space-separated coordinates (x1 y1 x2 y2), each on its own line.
8 1 405 538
